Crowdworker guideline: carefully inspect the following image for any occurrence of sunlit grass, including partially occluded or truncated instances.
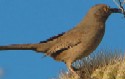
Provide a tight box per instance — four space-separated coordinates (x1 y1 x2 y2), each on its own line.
56 49 125 79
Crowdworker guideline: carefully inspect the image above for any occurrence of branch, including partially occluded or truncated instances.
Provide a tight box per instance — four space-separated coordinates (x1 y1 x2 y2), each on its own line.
113 0 125 16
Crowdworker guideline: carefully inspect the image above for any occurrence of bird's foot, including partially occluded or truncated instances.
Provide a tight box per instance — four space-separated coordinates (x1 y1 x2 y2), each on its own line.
68 67 80 79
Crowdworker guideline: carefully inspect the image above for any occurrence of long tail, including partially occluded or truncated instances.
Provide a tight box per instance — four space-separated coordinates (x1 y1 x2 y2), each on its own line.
0 43 39 51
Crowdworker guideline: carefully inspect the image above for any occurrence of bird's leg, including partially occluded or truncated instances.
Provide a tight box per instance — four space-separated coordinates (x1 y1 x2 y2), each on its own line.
66 62 75 73
66 62 80 78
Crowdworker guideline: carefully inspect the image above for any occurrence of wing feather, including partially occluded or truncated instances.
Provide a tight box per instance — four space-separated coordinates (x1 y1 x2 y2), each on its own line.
40 32 65 43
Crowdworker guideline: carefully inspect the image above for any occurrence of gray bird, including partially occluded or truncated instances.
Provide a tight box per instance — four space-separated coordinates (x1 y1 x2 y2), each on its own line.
0 4 122 73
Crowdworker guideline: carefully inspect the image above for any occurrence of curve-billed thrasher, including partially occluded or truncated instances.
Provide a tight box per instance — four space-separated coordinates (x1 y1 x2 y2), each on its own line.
0 4 122 73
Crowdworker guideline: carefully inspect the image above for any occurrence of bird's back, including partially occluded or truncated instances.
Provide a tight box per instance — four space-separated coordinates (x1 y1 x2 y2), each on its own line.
40 20 105 62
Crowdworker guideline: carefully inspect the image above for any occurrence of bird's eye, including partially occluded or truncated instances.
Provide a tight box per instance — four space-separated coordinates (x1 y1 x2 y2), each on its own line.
103 7 109 13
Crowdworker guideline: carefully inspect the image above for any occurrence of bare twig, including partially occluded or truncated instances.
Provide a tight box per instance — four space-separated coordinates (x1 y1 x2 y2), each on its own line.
113 0 121 8
113 0 125 16
122 0 125 5
118 0 124 13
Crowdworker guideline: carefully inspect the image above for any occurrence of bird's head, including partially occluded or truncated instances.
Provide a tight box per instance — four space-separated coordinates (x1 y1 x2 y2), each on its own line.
92 4 111 18
85 4 122 23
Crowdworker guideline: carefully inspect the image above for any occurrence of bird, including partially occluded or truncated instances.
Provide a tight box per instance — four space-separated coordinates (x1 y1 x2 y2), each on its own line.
0 4 122 73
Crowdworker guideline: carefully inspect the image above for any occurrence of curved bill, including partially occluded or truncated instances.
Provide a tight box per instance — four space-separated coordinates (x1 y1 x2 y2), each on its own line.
110 8 124 13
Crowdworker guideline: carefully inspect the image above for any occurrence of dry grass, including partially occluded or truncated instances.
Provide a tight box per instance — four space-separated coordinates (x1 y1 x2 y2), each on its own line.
56 49 125 79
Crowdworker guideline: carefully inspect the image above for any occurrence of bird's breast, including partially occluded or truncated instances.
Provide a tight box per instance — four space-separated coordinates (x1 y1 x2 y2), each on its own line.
80 25 105 57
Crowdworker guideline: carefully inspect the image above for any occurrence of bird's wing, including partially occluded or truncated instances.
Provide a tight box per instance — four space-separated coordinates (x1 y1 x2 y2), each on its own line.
46 30 82 56
47 39 81 56
40 32 65 43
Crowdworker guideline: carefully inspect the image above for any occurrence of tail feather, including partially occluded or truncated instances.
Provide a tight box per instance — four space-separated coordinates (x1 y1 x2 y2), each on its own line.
0 44 38 50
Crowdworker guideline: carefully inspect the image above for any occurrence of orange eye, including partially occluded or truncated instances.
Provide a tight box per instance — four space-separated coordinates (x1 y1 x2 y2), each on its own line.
103 7 109 12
